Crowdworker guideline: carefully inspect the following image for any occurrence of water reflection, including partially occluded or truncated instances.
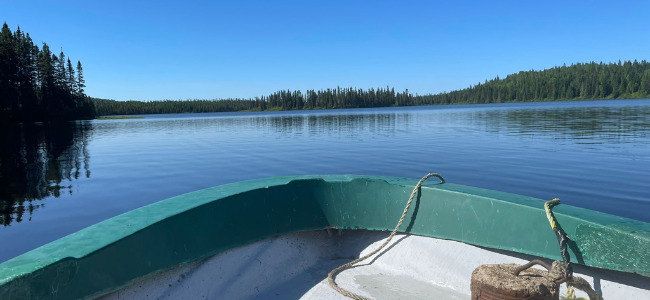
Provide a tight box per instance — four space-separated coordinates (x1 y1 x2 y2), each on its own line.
110 111 411 138
470 104 650 143
259 112 408 137
0 122 91 226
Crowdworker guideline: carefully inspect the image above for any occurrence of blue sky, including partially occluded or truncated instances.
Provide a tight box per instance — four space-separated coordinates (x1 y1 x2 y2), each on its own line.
2 0 649 101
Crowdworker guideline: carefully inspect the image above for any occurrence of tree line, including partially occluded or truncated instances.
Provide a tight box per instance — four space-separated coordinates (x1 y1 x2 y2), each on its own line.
95 61 650 116
0 22 94 123
93 87 415 115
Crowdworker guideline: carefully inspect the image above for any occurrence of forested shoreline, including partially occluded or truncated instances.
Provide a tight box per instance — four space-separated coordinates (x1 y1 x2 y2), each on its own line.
0 23 94 123
94 60 650 116
3 22 650 120
93 87 415 115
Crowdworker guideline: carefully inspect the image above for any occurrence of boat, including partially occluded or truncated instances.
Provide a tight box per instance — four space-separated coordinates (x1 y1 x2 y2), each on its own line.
0 175 648 299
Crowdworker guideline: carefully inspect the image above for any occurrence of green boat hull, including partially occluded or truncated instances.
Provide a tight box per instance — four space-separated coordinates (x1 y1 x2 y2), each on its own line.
1 175 648 299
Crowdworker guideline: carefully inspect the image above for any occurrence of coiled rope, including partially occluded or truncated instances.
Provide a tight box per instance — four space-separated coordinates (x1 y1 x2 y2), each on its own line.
327 173 445 300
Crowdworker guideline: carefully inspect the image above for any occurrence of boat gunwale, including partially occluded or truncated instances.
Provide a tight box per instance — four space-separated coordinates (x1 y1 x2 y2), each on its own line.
0 175 648 299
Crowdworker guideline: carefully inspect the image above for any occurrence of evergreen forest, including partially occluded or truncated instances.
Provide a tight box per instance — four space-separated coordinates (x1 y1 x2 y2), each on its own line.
0 22 94 123
419 60 650 105
93 87 414 115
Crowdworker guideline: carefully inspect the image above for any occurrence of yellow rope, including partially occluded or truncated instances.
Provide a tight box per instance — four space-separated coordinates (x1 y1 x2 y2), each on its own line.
567 285 576 299
545 198 560 229
566 276 602 300
327 173 445 300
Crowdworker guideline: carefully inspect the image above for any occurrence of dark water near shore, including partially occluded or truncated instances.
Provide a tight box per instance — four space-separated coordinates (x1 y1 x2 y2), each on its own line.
1 99 649 262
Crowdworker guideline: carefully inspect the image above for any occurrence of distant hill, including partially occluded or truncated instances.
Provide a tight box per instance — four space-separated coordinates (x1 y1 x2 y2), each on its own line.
418 60 650 105
93 60 650 116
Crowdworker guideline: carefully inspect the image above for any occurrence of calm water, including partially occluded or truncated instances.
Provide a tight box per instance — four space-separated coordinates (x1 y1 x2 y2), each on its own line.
1 99 649 262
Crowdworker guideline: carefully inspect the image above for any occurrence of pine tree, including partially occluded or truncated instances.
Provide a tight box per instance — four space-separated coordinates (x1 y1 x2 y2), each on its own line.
14 28 39 120
37 43 54 101
0 22 18 116
56 50 67 89
76 61 85 95
641 70 650 95
66 58 76 92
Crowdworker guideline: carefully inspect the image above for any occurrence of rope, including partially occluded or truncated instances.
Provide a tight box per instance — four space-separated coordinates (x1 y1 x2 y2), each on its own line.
327 173 445 300
544 198 573 282
543 199 602 300
567 285 576 299
565 276 603 300
544 198 560 230
514 260 602 300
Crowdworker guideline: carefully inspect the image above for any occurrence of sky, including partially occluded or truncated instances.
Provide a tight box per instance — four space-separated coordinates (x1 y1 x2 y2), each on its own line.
2 0 650 101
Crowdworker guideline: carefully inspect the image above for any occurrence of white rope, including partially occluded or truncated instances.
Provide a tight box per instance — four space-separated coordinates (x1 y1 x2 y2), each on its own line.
327 173 445 299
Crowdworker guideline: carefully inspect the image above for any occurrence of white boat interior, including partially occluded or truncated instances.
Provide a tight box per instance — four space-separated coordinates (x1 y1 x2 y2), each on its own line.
100 229 650 300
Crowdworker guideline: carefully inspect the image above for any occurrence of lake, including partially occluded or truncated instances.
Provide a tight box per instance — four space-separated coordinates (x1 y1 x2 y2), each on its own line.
1 99 649 262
